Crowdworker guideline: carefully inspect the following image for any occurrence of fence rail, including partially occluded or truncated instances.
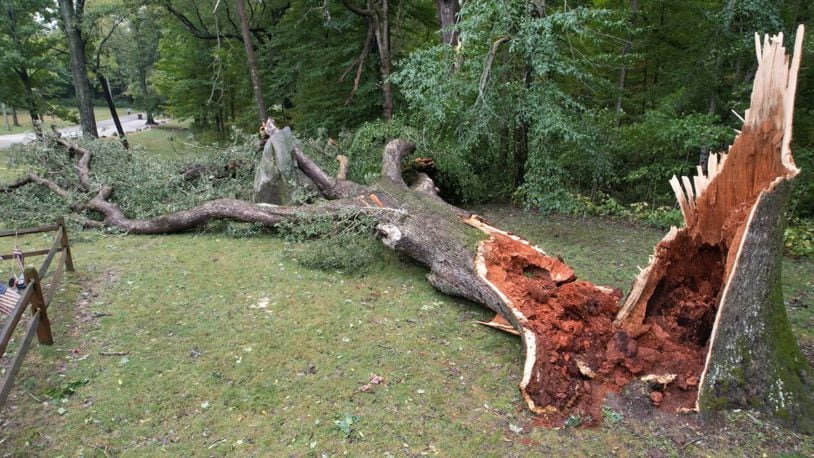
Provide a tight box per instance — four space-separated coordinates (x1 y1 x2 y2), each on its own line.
0 217 74 411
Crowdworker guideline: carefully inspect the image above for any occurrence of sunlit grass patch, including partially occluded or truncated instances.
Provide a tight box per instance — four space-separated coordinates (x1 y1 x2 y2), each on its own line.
0 211 811 455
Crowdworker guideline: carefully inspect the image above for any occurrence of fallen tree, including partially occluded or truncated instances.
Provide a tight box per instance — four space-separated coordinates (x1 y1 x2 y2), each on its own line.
2 28 811 431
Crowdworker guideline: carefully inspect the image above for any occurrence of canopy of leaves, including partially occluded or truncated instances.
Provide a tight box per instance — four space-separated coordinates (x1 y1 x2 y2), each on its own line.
1 0 812 219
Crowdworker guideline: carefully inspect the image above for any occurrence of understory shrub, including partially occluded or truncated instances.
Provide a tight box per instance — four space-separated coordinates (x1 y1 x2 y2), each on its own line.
527 190 810 258
518 184 684 231
785 218 814 258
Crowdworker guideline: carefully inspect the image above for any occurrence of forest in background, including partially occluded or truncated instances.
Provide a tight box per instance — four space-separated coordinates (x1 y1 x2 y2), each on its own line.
1 0 812 241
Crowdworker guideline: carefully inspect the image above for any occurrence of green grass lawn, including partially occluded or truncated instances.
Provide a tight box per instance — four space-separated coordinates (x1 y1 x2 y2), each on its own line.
125 121 197 160
0 210 811 456
0 107 115 135
0 126 811 455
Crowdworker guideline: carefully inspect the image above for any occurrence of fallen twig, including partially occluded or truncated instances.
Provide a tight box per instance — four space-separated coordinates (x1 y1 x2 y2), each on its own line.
681 436 704 449
208 438 227 449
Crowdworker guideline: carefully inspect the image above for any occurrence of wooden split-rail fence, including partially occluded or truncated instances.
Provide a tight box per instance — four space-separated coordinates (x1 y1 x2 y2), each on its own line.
0 218 74 411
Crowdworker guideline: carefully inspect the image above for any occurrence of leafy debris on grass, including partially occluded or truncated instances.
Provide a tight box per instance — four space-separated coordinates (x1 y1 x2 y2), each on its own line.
359 374 384 392
334 413 358 438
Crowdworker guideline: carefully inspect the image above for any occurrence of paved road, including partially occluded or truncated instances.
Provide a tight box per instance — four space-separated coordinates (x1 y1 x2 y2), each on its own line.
0 114 155 149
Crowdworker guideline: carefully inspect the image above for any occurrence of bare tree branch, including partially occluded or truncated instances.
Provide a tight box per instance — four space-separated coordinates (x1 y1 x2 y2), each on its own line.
0 175 34 193
342 20 375 105
341 0 374 17
162 1 244 41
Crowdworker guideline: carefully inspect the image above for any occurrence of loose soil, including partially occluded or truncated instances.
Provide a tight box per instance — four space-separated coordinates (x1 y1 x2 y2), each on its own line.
480 233 721 426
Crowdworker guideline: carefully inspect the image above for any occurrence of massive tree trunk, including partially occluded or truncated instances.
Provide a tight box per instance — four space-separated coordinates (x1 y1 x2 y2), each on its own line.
236 0 268 122
57 0 98 138
4 28 811 432
614 28 812 430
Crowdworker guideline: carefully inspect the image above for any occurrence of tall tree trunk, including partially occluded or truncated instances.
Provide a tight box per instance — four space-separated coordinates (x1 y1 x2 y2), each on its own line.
236 0 268 123
17 68 40 124
11 107 19 127
435 0 459 46
372 0 393 120
57 0 98 138
614 0 638 127
342 0 394 120
138 70 157 126
1 103 8 131
5 0 38 125
97 74 128 149
513 122 528 188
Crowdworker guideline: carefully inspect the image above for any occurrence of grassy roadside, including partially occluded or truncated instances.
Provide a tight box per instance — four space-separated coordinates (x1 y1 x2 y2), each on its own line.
125 121 197 160
0 107 114 136
0 214 811 456
0 120 194 183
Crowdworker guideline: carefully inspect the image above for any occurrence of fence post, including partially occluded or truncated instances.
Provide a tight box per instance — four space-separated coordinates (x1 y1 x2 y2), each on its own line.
23 267 52 345
56 216 75 272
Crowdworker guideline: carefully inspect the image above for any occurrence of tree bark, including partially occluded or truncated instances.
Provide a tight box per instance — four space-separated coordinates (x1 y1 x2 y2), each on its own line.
11 106 19 127
139 74 157 126
57 0 98 138
5 0 39 124
435 0 460 46
236 0 268 122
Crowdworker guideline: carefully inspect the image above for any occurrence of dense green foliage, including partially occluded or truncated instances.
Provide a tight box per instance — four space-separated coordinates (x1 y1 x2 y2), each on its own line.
0 0 65 120
0 0 812 227
0 132 258 229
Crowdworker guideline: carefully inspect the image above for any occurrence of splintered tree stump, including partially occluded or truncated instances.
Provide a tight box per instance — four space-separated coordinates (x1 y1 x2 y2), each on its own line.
620 28 813 429
253 120 319 205
476 27 812 431
5 27 810 432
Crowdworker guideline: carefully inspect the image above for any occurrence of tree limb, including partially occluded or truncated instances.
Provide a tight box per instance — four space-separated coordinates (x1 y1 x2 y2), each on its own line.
93 17 124 71
54 138 93 191
162 1 245 41
343 20 375 105
478 36 510 102
341 0 374 17
381 139 415 185
0 175 34 193
291 145 366 199
27 173 71 199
